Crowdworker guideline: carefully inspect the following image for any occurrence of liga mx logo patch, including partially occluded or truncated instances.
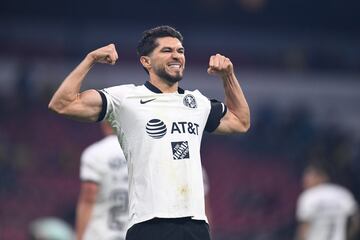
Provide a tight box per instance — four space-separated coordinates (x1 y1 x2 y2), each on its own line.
146 119 167 139
183 94 197 109
171 141 190 160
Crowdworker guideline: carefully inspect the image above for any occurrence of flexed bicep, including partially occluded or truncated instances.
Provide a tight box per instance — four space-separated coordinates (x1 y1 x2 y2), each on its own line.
206 53 250 134
48 43 118 122
214 110 249 134
50 89 104 122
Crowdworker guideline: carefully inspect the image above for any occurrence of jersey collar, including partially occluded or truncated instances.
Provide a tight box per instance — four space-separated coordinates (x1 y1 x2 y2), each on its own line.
145 81 185 94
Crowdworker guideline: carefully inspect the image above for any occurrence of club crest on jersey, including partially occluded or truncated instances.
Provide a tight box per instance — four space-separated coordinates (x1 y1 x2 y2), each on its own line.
183 94 197 109
146 119 167 139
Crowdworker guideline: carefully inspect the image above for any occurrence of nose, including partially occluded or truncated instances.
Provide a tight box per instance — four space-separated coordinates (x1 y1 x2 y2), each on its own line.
171 51 181 59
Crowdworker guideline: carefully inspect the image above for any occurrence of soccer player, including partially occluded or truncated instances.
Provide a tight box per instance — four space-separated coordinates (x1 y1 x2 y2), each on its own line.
76 122 128 240
49 25 250 240
295 162 360 240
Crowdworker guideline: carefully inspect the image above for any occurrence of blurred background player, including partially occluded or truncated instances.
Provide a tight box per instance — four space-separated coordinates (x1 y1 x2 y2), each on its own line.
295 162 360 240
76 122 128 240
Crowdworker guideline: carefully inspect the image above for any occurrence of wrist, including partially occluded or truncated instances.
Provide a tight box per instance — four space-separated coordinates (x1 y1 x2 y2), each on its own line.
84 53 96 66
221 71 236 81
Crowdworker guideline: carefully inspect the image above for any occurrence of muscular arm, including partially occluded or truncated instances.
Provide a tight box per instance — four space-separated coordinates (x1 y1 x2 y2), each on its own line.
215 72 250 134
48 44 118 122
76 181 99 240
207 54 250 134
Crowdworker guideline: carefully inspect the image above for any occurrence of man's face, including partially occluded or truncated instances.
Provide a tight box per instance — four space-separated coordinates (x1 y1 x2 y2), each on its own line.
302 168 327 190
149 37 185 83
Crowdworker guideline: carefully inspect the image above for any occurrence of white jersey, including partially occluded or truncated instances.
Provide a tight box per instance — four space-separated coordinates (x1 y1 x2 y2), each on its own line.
99 81 226 229
80 135 128 240
296 183 358 240
202 168 209 196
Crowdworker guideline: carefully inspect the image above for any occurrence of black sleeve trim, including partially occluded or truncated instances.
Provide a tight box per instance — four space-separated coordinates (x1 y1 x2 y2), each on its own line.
205 99 227 132
221 103 228 117
96 90 107 122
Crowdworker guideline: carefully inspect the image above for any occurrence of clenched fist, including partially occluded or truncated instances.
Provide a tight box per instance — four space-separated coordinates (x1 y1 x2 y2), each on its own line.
207 54 234 77
87 44 118 65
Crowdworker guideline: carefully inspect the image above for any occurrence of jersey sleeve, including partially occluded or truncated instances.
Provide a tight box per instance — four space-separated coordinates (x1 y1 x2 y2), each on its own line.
296 193 314 222
96 90 107 122
343 189 358 216
202 168 210 196
205 99 227 132
97 85 133 122
80 148 102 183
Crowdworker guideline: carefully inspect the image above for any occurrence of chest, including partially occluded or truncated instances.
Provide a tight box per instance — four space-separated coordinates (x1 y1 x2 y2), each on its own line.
119 94 209 136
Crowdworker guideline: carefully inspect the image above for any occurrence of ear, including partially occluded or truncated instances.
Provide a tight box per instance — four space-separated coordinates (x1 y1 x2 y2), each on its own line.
140 56 151 71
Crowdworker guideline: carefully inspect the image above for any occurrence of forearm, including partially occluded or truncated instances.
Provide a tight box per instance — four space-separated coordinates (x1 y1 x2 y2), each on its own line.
348 213 360 240
295 223 308 240
48 55 94 113
222 72 250 130
76 201 94 240
295 232 305 240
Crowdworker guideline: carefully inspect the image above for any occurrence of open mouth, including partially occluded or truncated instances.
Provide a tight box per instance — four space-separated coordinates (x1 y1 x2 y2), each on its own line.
167 62 182 70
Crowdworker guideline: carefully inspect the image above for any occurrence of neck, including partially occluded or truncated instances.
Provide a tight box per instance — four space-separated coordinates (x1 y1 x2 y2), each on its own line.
149 75 179 93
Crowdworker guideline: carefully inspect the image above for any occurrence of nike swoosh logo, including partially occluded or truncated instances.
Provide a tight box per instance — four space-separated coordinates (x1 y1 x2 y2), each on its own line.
140 98 156 104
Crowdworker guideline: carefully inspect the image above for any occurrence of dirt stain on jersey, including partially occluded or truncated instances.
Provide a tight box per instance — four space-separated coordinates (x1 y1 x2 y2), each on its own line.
171 185 190 211
179 185 190 201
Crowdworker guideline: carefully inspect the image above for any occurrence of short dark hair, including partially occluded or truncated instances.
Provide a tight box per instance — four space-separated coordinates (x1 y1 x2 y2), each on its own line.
306 160 331 179
136 25 183 57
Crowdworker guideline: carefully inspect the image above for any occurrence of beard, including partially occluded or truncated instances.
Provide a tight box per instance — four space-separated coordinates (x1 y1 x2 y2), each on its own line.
154 66 183 83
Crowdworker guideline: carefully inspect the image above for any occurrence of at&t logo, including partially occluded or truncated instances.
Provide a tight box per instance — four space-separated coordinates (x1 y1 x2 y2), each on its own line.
146 119 167 139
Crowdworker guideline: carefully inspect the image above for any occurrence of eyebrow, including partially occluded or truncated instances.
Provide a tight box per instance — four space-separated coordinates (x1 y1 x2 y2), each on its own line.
160 47 185 52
